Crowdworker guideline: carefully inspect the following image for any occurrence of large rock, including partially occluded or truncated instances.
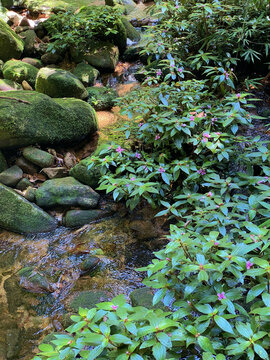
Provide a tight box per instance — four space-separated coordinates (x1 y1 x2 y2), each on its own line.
35 177 100 209
0 18 24 61
35 67 88 99
67 290 109 312
3 60 39 87
23 147 55 168
63 209 109 228
70 157 101 189
0 91 98 149
0 183 57 233
121 17 140 41
84 43 119 72
0 165 23 186
20 29 37 57
87 86 118 111
73 62 99 87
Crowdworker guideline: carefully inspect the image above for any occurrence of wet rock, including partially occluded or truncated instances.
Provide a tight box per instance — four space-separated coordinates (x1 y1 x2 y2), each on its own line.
73 62 99 87
0 78 23 91
16 178 32 191
4 275 25 313
2 60 38 87
0 183 57 233
16 156 38 175
79 256 100 274
0 151 7 173
35 177 100 209
41 52 63 65
0 91 98 149
64 209 109 228
42 167 68 179
70 157 101 189
87 86 118 111
22 57 43 69
130 287 165 309
0 18 24 61
129 219 158 240
0 165 23 186
83 43 119 72
21 29 36 57
24 186 36 202
36 67 88 99
64 152 77 169
18 267 54 293
67 290 109 312
6 328 20 359
23 146 55 168
19 16 31 27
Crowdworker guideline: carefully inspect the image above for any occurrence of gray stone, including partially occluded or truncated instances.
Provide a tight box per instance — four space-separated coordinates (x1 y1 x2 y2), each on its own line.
35 177 100 209
42 167 68 179
0 183 57 233
15 156 38 175
0 165 23 186
67 290 109 312
16 178 32 191
23 147 55 168
79 256 100 274
22 57 43 68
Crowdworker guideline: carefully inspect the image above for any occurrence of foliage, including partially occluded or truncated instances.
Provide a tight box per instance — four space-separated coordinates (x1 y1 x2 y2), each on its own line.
44 6 123 53
34 0 270 359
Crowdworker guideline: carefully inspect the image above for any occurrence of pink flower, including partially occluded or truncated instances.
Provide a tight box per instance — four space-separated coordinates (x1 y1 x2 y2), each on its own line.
177 68 183 73
155 134 160 140
156 69 162 76
214 242 219 246
111 305 118 310
215 132 221 136
236 93 241 99
217 292 226 300
176 5 179 8
166 257 170 261
116 146 125 154
246 261 253 270
197 168 206 175
203 133 211 143
190 115 195 122
207 191 213 197
131 177 136 181
139 122 144 127
158 167 165 173
126 184 130 187
108 146 112 150
135 152 141 159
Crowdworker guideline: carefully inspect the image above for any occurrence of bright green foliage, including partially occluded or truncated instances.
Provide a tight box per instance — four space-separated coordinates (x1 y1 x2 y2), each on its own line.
44 6 126 54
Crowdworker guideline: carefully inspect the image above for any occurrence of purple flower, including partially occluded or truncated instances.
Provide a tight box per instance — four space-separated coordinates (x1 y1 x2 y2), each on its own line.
108 146 112 150
203 133 210 143
217 292 226 300
139 122 144 127
111 305 118 310
126 184 130 187
156 69 162 76
155 134 160 140
190 115 195 122
177 68 183 73
158 167 165 173
131 177 136 181
116 146 125 154
246 261 253 270
197 168 206 175
236 93 241 99
135 152 141 159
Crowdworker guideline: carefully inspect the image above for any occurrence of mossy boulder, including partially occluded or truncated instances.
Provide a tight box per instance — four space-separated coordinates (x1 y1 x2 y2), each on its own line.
73 62 99 86
83 42 119 72
0 91 98 149
130 287 167 310
35 177 100 209
63 209 109 228
23 147 55 168
0 18 24 61
67 290 109 312
70 157 101 189
35 67 88 99
0 183 57 233
121 17 140 41
0 165 23 186
20 29 37 57
3 60 39 87
0 79 23 91
86 86 118 110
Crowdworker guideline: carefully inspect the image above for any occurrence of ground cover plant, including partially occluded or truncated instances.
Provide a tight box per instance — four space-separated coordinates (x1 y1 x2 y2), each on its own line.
34 0 270 359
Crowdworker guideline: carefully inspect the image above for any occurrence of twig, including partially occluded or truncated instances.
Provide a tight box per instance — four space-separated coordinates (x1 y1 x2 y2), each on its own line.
0 96 31 104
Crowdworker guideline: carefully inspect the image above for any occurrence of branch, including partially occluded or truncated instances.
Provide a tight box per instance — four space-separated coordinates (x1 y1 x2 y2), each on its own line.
0 96 31 104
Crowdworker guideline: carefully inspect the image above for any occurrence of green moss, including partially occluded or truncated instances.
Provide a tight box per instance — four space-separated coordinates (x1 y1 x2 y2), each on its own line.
86 86 118 110
0 19 24 62
72 62 99 86
121 17 140 41
35 67 88 99
68 290 109 312
0 90 98 148
0 79 23 91
84 42 119 72
70 157 101 188
0 183 57 233
3 60 38 87
23 0 104 13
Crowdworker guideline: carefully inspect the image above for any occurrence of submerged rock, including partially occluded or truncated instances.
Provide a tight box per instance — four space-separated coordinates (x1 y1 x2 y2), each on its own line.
0 91 98 149
0 18 24 62
0 183 57 233
87 86 118 111
64 209 109 228
67 290 109 312
73 62 99 87
35 177 100 209
69 157 101 189
18 266 54 293
130 287 166 309
79 256 100 274
3 60 39 87
23 147 55 168
0 165 23 187
35 67 88 99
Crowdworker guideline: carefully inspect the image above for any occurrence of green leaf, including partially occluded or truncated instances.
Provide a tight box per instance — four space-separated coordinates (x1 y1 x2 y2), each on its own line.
251 307 270 316
87 345 104 360
110 334 132 345
198 336 215 353
254 344 269 360
214 316 234 334
152 342 166 360
246 283 266 303
262 292 270 307
236 322 253 339
156 333 172 348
